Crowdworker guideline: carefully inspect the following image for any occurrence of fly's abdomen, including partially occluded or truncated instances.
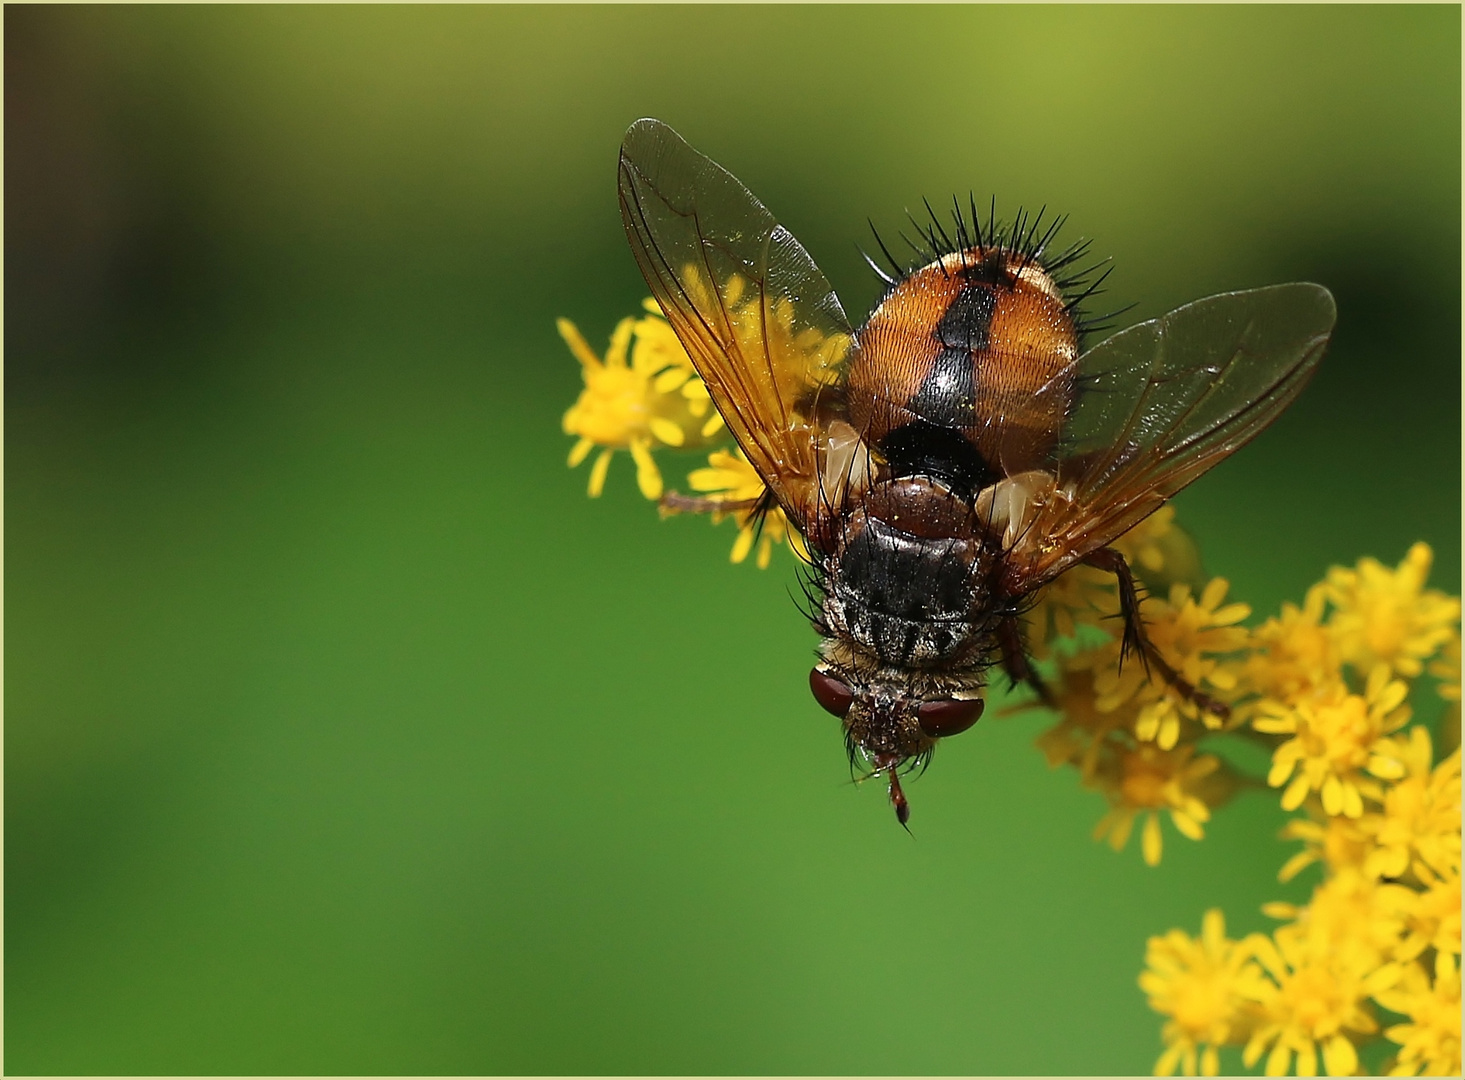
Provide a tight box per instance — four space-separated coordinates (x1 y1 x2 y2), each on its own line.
846 250 1079 485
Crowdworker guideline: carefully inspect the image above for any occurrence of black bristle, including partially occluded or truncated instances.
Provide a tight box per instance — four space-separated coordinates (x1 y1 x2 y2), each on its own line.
897 226 930 263
857 191 1120 343
923 197 955 255
868 220 904 281
950 195 970 252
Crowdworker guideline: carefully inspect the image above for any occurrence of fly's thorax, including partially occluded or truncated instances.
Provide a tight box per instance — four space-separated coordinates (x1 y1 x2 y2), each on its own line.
820 475 1000 668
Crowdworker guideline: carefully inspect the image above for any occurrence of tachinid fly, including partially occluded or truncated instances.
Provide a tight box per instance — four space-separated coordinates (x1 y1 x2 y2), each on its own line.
617 118 1335 825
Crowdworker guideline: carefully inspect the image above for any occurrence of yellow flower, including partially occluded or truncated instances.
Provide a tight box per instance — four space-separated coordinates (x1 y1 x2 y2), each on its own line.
1374 951 1461 1076
1140 909 1272 1076
1256 665 1412 818
1243 917 1397 1077
631 299 725 439
1024 563 1117 659
1392 860 1460 963
1091 743 1227 866
1090 579 1249 746
559 311 716 499
1325 543 1461 680
1115 504 1207 595
1242 584 1344 710
1262 867 1412 978
1276 813 1375 883
1359 727 1461 880
680 266 850 418
1134 697 1197 755
1033 667 1132 777
683 449 807 569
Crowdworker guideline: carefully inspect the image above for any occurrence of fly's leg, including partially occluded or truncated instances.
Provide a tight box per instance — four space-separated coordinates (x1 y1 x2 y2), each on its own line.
997 615 1056 708
661 488 803 554
659 493 760 516
1081 546 1230 721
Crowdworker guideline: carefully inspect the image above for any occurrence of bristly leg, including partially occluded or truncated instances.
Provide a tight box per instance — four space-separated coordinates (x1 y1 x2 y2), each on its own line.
660 483 779 525
659 492 761 516
1083 547 1149 669
1081 547 1230 720
997 615 1055 707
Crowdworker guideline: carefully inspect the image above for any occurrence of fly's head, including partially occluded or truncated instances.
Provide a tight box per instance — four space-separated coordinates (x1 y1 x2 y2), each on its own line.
808 657 985 826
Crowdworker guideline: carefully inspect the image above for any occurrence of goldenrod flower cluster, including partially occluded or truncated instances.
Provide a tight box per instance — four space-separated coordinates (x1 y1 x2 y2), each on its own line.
1052 539 1464 1077
559 301 803 565
1025 508 1249 868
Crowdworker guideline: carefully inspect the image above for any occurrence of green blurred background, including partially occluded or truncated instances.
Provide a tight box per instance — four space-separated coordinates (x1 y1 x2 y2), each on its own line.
6 6 1459 1075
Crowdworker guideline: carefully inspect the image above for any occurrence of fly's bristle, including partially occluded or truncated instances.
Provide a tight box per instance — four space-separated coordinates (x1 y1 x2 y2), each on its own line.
863 195 1121 343
859 247 898 288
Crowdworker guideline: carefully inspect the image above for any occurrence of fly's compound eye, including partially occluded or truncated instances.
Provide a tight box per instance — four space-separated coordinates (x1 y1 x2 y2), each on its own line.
809 668 854 718
917 697 984 739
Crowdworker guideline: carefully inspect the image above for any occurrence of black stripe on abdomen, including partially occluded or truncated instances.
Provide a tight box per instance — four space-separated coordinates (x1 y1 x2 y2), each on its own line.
906 283 996 427
936 283 997 351
881 282 1001 496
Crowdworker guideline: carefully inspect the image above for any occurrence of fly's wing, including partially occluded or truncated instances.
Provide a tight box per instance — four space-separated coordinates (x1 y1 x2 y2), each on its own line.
999 283 1336 589
618 118 854 531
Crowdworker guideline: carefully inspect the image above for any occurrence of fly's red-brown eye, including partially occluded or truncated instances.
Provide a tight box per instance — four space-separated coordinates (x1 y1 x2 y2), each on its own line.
809 668 854 717
917 697 984 738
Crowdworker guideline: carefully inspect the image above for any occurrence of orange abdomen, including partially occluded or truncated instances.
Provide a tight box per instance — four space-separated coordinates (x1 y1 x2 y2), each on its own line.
846 250 1079 481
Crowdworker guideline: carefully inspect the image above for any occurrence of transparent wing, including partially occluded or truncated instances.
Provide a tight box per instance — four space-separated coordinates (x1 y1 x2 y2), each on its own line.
618 118 854 530
1003 283 1336 587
